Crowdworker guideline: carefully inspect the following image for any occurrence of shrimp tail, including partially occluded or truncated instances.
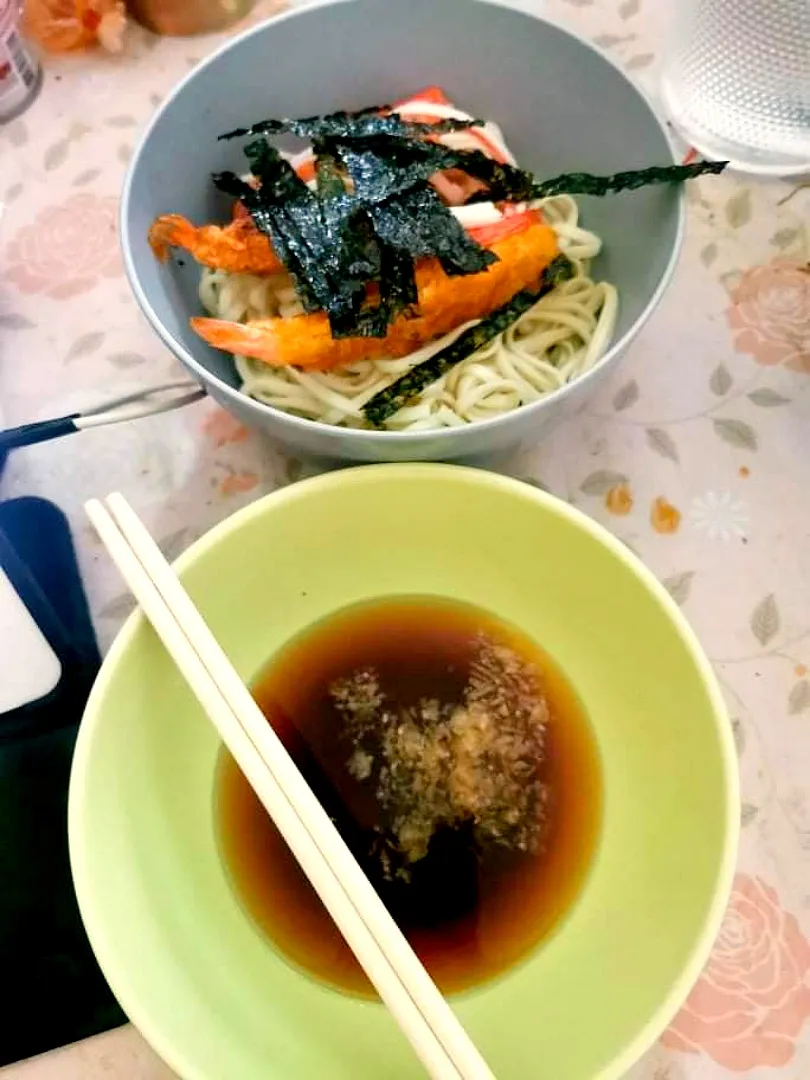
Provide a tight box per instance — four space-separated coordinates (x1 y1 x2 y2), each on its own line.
148 214 198 262
149 214 284 275
190 317 282 365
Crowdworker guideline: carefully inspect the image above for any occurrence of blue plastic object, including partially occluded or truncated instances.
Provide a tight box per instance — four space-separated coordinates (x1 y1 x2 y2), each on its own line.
0 497 125 1065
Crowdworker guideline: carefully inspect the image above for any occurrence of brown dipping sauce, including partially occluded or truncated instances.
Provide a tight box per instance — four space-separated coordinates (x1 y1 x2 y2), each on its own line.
215 597 602 997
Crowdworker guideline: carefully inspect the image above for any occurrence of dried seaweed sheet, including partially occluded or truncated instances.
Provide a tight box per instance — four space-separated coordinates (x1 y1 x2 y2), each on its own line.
216 133 500 335
336 137 530 205
214 141 373 334
375 239 419 326
369 186 497 277
531 159 728 199
220 108 483 143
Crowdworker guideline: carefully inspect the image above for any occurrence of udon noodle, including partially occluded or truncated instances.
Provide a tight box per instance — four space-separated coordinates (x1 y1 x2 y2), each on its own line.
199 196 618 432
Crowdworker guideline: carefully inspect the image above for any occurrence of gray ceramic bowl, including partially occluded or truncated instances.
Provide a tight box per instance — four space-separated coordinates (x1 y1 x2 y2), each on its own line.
122 0 683 465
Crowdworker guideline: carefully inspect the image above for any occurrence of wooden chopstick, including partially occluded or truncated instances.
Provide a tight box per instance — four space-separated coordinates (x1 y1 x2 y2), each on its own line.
85 493 496 1080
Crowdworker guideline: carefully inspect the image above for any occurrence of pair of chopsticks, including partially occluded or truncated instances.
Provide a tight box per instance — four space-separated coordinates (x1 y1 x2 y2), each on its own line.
86 493 496 1080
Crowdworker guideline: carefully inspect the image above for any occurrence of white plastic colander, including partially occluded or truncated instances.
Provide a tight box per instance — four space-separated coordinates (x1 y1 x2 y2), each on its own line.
660 0 810 175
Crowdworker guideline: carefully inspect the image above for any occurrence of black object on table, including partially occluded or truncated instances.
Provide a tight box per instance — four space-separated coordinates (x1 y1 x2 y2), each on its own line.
0 496 126 1066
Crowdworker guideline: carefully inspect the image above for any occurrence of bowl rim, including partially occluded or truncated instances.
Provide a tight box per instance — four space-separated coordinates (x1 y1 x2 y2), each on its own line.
69 464 739 1080
120 0 686 443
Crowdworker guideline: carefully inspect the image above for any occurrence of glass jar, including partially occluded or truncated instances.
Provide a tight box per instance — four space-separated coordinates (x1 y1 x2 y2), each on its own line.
660 0 810 176
0 0 42 123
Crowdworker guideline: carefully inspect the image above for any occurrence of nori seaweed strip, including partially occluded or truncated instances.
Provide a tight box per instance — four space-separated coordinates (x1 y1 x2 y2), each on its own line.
242 140 336 315
336 140 431 204
363 255 576 427
213 154 322 311
334 239 418 340
530 159 728 199
369 186 498 277
311 142 383 298
376 238 418 325
217 145 400 338
337 137 533 205
211 167 320 311
311 143 419 336
308 196 390 336
331 137 499 316
220 109 484 142
310 142 392 334
420 147 534 203
238 140 373 333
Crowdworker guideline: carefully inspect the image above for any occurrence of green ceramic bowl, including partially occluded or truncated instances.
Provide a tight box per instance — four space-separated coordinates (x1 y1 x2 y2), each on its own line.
69 466 738 1080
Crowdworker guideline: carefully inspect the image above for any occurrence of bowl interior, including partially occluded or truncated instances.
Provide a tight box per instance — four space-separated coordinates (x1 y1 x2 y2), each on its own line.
124 0 680 399
70 467 736 1080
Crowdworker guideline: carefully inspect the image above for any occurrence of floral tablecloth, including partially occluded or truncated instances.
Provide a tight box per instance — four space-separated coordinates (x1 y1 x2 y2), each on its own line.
1 0 810 1077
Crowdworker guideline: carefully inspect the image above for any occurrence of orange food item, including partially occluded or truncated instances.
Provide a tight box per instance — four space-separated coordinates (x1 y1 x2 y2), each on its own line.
190 217 559 371
466 210 538 247
430 168 489 206
390 85 453 127
295 157 317 184
394 86 451 108
23 0 125 52
392 85 509 164
148 213 286 276
605 483 634 516
650 497 682 535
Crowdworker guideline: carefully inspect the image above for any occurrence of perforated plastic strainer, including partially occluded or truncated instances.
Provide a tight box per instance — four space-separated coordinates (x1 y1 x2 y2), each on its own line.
660 0 810 175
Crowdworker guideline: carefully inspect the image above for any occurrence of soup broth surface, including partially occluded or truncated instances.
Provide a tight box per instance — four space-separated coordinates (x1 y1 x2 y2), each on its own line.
216 596 602 996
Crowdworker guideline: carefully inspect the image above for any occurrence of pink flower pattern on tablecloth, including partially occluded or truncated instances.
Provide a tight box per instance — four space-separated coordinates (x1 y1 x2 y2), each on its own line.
5 193 122 299
220 471 259 496
201 407 250 448
662 874 810 1070
727 259 810 374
